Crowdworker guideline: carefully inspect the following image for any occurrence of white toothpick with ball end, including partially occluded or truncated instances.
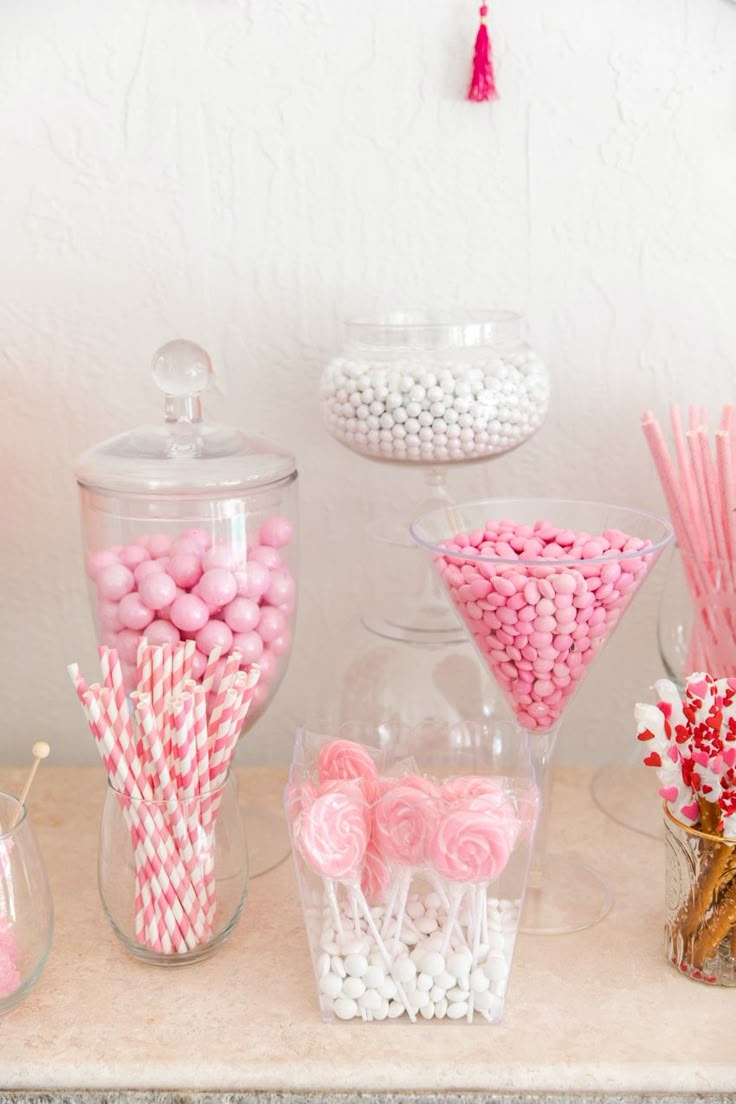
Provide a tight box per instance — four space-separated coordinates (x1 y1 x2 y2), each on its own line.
10 742 51 831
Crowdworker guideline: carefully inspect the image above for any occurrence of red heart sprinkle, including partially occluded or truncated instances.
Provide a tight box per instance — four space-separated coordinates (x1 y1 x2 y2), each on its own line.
681 801 700 821
643 751 662 767
659 786 679 802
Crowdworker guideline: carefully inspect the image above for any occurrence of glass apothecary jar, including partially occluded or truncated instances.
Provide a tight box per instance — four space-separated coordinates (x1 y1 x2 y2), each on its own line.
320 312 550 465
73 340 298 724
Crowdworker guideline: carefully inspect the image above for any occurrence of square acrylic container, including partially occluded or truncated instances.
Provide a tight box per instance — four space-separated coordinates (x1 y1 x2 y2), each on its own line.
287 720 539 1024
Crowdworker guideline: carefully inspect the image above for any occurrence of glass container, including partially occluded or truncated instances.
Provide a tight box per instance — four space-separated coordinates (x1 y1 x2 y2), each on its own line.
411 497 673 934
288 720 539 1024
99 772 247 965
320 311 549 466
659 547 736 688
0 792 53 1015
664 804 736 986
74 339 298 723
74 340 298 876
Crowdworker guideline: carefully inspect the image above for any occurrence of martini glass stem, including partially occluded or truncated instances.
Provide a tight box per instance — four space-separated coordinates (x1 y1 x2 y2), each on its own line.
527 724 561 890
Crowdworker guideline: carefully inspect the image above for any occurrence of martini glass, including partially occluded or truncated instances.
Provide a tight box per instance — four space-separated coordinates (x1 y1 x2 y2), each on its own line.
411 497 673 934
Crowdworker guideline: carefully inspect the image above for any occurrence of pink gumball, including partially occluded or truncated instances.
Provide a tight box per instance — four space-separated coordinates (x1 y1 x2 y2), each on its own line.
148 534 173 558
135 559 164 584
118 593 155 631
138 572 177 611
97 564 135 601
168 553 202 589
250 545 281 570
99 600 123 633
146 619 181 646
202 545 237 572
115 629 140 665
257 606 286 643
234 563 270 600
190 650 208 679
264 570 295 607
223 597 260 633
180 527 211 550
259 515 294 549
270 631 291 657
196 619 233 656
120 544 149 569
86 548 120 580
252 683 269 709
257 648 277 681
231 631 263 664
169 594 210 633
198 568 237 610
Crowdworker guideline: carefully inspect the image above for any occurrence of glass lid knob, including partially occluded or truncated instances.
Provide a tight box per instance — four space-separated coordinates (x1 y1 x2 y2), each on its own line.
152 339 213 424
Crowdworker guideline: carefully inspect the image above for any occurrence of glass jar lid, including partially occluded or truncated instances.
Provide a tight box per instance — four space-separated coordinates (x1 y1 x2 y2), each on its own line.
74 340 296 496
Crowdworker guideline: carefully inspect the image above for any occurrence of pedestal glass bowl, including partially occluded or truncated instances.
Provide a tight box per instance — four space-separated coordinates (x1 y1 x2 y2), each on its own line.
411 497 673 934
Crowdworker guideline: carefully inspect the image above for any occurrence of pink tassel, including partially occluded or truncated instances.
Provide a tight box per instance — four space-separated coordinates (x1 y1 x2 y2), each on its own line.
467 4 498 103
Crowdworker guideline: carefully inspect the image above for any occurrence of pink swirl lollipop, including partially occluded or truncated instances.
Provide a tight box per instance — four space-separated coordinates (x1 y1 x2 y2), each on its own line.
285 777 317 826
373 783 442 867
294 783 369 881
430 794 517 884
442 774 505 803
316 738 380 802
361 840 391 905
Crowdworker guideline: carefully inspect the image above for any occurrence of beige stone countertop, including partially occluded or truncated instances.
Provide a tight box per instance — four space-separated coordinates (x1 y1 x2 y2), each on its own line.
0 763 733 1099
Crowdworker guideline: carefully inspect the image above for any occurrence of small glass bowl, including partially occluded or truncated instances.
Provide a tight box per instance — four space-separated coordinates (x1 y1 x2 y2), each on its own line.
98 772 248 966
0 792 53 1016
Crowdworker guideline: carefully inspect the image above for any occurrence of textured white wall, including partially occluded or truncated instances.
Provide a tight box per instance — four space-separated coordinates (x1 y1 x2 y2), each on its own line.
2 0 736 768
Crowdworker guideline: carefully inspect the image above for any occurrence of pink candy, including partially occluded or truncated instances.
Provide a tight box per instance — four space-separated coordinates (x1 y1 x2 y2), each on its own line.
87 517 295 702
435 519 656 730
294 784 369 881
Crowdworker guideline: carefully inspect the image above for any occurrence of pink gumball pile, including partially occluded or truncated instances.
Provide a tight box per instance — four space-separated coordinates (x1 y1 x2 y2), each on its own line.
434 519 656 730
86 516 295 707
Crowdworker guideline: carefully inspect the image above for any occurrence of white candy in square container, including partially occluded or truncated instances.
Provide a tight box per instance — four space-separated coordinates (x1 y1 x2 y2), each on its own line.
287 721 539 1024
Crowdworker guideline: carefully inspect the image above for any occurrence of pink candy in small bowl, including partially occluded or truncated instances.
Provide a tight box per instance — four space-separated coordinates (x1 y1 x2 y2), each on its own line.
287 723 539 1025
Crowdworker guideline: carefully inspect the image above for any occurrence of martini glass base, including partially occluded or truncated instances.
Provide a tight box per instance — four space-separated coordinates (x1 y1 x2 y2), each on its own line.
244 808 291 879
520 854 614 935
591 765 663 842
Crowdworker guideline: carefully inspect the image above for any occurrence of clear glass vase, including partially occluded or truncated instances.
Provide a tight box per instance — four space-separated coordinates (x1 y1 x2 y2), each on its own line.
659 546 736 687
664 804 736 986
0 792 53 1016
98 771 248 965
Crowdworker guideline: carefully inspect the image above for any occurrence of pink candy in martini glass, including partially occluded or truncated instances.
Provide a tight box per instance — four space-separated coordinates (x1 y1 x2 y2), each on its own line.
411 497 673 934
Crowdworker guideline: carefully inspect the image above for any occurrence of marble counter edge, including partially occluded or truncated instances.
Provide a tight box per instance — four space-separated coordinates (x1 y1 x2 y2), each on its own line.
1 1092 735 1104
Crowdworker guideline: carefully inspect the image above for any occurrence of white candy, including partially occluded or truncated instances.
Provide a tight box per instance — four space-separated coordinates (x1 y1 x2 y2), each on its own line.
363 965 385 989
321 344 549 463
344 954 369 978
379 977 398 1000
484 954 508 984
420 1001 435 1020
435 997 448 1019
342 976 366 999
320 973 343 999
430 985 446 1002
394 958 417 984
331 955 347 979
387 1000 405 1018
421 951 446 977
447 949 473 977
416 972 434 992
447 1001 469 1019
317 953 331 978
358 988 383 1012
334 997 359 1020
470 968 490 993
447 986 470 1002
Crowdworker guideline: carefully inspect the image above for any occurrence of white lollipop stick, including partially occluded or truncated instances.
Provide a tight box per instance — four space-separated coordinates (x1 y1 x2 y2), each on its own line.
10 742 50 831
440 883 464 958
350 883 417 1024
467 884 485 1023
323 878 344 937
